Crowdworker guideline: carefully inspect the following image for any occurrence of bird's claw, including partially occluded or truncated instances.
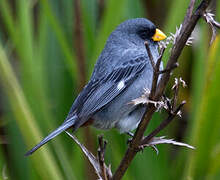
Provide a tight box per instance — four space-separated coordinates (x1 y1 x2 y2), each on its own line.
126 132 134 137
126 132 134 145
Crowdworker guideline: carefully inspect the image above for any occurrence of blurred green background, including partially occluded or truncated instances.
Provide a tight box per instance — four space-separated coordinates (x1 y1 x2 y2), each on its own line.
0 0 220 179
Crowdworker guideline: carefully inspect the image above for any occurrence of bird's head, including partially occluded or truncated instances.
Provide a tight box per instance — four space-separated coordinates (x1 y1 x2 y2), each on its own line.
114 18 166 45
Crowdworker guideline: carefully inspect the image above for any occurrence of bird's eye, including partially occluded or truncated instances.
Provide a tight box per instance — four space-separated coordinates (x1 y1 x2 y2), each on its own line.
138 28 156 40
138 30 148 39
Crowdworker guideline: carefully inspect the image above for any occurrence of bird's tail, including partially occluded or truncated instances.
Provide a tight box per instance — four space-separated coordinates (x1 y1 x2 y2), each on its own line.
25 116 76 156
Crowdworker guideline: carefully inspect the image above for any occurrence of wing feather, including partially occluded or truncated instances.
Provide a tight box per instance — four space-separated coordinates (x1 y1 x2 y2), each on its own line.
67 56 148 128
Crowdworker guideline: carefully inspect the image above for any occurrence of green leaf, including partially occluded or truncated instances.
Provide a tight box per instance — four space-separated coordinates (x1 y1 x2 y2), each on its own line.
0 44 63 179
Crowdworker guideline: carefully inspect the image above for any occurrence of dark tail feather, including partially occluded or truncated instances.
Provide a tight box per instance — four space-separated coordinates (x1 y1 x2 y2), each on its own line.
25 118 75 156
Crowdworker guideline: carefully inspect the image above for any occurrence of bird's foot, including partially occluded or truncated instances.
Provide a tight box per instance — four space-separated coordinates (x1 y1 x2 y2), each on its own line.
126 132 134 137
126 132 134 145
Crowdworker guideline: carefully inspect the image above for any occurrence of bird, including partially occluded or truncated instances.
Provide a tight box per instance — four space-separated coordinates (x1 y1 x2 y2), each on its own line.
25 18 166 156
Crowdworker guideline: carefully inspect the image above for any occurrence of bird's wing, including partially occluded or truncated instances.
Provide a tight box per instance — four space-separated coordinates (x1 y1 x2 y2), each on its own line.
68 55 149 128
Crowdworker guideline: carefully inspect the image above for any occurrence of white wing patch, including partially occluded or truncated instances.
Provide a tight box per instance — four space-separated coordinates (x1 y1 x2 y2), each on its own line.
117 80 125 90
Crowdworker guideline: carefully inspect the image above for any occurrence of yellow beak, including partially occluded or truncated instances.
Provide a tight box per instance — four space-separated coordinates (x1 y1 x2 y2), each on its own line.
152 28 167 41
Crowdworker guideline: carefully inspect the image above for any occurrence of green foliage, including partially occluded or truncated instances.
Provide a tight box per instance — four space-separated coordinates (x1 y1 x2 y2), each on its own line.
0 0 219 179
184 36 220 180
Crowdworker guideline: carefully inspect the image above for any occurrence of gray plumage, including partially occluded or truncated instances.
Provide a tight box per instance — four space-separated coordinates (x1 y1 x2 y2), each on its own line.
25 18 161 156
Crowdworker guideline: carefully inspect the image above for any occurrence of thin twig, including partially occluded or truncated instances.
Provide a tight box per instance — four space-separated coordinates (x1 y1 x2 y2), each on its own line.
145 41 166 99
151 47 165 98
145 41 156 72
156 47 165 71
171 78 180 111
141 101 186 145
185 0 196 21
145 41 157 99
158 63 179 74
97 135 108 180
145 41 178 100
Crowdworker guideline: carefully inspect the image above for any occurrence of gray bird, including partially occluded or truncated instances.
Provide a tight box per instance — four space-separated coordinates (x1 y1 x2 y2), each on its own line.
25 18 166 156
